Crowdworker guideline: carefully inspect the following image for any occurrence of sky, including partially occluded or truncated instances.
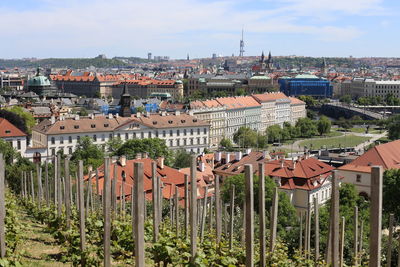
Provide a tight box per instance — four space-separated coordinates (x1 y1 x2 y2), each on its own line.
0 0 399 59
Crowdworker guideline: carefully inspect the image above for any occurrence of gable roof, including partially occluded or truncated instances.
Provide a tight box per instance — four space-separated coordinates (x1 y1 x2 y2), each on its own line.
338 140 400 172
0 118 27 138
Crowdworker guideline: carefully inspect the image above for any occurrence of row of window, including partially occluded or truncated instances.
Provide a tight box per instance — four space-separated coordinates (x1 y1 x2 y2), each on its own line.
168 137 208 147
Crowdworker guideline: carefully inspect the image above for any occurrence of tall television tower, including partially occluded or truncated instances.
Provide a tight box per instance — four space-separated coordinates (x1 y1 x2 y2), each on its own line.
239 28 245 57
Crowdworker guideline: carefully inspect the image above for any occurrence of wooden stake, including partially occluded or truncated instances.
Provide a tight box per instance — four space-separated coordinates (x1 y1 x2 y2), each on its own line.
359 220 363 257
200 185 209 242
184 174 189 239
30 171 35 202
269 187 278 252
152 161 159 242
244 164 254 267
0 154 6 258
331 170 340 267
78 160 86 265
175 185 179 237
45 159 49 206
103 158 111 267
299 211 303 254
387 213 394 267
229 185 235 250
65 157 71 229
369 166 383 267
215 174 222 245
314 197 320 263
340 216 345 267
57 154 62 217
190 154 197 261
134 162 145 267
259 163 266 267
36 163 43 208
54 156 57 207
354 206 359 266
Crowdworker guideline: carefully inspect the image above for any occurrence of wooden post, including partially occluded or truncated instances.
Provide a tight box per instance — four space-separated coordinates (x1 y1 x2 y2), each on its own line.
340 216 345 267
215 174 222 245
85 179 90 218
112 166 117 215
78 160 86 265
397 235 400 267
20 172 24 198
190 154 197 261
152 161 159 242
223 203 228 236
209 195 214 229
89 172 93 212
134 162 145 267
269 187 278 252
143 191 147 222
369 166 383 267
259 163 266 267
184 174 189 239
299 211 303 254
229 185 235 250
359 220 364 257
103 158 111 267
314 197 320 263
306 203 311 258
169 197 173 224
0 154 6 258
387 213 394 267
65 157 71 229
200 185 209 242
175 185 179 237
122 179 126 217
54 156 57 207
354 206 359 266
36 163 43 208
45 159 49 206
244 164 254 267
95 168 100 209
331 170 340 267
57 154 62 217
30 171 35 202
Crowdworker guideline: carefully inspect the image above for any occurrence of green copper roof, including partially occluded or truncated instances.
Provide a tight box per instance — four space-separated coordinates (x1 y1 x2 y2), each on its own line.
294 74 319 79
28 75 51 87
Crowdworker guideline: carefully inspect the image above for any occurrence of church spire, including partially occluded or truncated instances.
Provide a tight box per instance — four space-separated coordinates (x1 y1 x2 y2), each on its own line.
119 79 131 117
260 51 265 63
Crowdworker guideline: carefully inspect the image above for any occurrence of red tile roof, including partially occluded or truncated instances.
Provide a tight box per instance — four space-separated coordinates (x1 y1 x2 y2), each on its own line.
0 118 27 137
252 92 289 103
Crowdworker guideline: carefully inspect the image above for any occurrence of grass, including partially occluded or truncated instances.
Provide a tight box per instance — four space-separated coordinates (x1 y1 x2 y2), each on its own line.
298 134 371 149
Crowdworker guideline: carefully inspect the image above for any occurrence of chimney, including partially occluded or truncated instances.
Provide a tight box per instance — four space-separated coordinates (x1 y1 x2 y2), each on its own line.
199 161 205 172
137 112 141 118
293 160 296 169
158 157 164 169
119 155 126 167
226 153 231 163
108 113 113 119
263 150 269 159
245 148 251 155
88 165 93 172
136 153 142 159
280 159 284 168
236 151 242 161
75 115 80 120
142 152 148 159
111 156 118 164
90 113 94 119
215 151 222 161
175 110 180 116
50 115 56 124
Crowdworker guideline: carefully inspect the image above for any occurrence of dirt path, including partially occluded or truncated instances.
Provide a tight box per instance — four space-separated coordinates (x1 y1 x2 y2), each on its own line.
17 211 71 267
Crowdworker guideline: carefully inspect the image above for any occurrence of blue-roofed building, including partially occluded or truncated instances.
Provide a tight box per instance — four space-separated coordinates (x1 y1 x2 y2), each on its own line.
278 74 333 98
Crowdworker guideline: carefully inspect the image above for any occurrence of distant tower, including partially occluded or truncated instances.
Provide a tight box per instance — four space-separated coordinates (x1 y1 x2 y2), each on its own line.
266 51 273 72
239 29 245 57
187 54 190 61
119 80 132 117
322 57 328 76
147 52 152 60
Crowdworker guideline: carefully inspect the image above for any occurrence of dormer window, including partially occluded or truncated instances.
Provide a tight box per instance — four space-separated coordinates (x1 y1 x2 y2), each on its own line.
153 121 157 125
181 119 186 123
60 126 65 130
168 120 173 124
193 119 198 122
74 125 79 129
5 130 10 134
104 123 109 127
91 124 96 128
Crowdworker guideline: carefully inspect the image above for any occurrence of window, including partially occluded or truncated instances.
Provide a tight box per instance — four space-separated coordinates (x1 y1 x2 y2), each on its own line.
184 129 187 136
117 133 121 139
125 133 129 140
60 126 65 130
163 131 166 137
149 132 152 138
177 139 180 146
69 147 73 154
190 129 194 135
356 174 361 183
93 135 97 142
197 137 200 144
51 148 55 156
102 134 105 141
177 130 180 136
170 130 173 136
51 137 55 144
133 132 137 138
109 133 113 139
69 136 72 143
17 140 21 150
141 132 144 138
197 128 200 135
170 140 173 146
91 124 96 128
204 137 207 144
104 123 109 127
203 128 207 134
77 136 80 141
190 139 193 145
60 137 64 144
74 125 79 129
184 139 187 146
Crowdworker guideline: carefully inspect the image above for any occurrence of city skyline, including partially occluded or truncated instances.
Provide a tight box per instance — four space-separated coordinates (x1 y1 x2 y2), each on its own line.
0 0 399 59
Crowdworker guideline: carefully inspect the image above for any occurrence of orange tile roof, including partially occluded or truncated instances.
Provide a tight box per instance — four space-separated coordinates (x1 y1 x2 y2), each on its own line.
252 92 290 103
215 96 260 110
0 118 27 137
289 97 305 105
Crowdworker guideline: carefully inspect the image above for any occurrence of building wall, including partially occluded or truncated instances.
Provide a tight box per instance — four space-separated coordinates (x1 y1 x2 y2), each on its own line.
291 104 307 125
279 78 333 98
1 136 27 157
337 169 371 196
192 108 226 148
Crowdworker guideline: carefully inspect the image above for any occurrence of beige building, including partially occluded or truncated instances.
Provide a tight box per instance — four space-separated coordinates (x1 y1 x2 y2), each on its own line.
289 97 307 125
340 78 400 99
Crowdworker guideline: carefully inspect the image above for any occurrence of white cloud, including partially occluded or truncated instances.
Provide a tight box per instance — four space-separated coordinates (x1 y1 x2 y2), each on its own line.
0 0 385 58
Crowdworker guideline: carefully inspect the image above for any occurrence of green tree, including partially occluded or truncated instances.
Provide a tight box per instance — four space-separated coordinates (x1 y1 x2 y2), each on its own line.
337 117 352 130
265 125 282 143
5 106 35 134
340 94 352 105
172 149 192 169
235 88 246 96
298 95 317 107
106 137 123 154
233 127 258 148
136 106 145 113
71 136 105 168
79 107 89 116
386 115 400 140
115 138 173 165
0 139 18 164
295 118 317 138
317 116 331 136
383 169 400 220
219 137 233 150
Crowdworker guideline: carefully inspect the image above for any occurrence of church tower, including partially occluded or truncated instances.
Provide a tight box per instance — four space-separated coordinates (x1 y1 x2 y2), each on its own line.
119 81 132 117
266 51 274 72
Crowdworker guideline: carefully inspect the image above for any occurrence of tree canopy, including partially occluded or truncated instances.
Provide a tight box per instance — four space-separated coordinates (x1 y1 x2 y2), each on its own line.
233 127 258 148
71 136 105 168
317 115 331 136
